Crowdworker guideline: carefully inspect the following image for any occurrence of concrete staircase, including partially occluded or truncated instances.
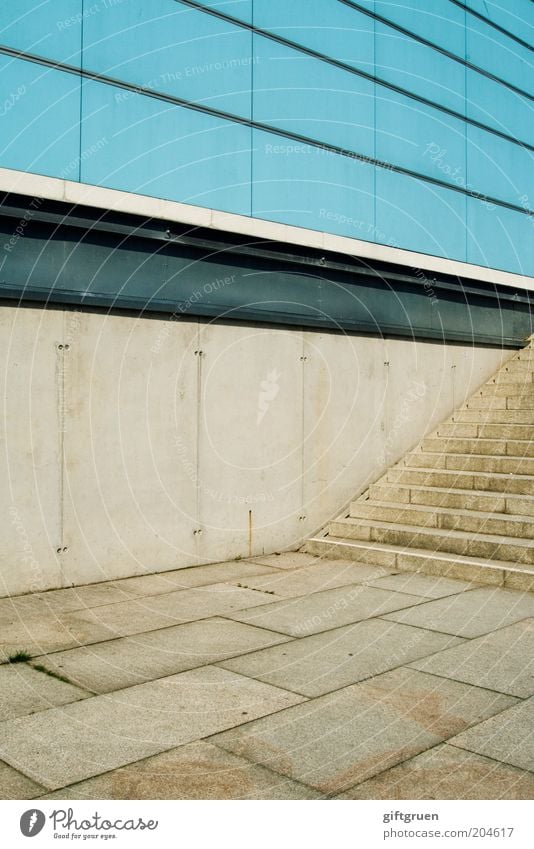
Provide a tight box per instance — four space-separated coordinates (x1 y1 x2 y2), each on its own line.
306 342 534 592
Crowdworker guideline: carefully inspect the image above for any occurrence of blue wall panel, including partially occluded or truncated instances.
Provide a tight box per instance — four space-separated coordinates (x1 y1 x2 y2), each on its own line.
83 1 252 118
376 89 466 182
463 0 534 46
466 127 534 207
466 72 533 146
375 23 465 114
253 0 374 75
252 129 375 239
466 16 533 94
253 37 374 156
467 199 534 276
376 169 466 260
0 0 532 279
0 56 80 179
374 0 466 53
195 0 253 23
0 0 81 65
80 80 252 214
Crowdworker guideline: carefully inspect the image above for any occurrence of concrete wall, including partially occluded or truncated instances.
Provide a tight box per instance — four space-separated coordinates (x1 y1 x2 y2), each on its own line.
1 304 514 597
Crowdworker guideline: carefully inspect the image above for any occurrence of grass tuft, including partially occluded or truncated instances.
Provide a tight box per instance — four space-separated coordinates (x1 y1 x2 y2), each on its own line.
7 650 31 663
31 663 73 685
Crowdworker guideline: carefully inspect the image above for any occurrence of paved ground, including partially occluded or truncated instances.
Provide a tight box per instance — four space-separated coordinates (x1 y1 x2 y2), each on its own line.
0 552 533 800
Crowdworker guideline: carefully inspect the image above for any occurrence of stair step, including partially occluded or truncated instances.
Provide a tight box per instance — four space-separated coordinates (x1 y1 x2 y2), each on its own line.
387 466 534 495
452 409 534 427
367 482 534 516
454 409 534 425
464 396 508 410
404 451 534 475
478 424 533 439
304 536 534 592
500 394 534 410
498 366 534 379
468 396 534 410
436 421 534 440
422 437 534 457
424 437 506 456
508 350 534 361
422 436 534 457
349 500 534 538
436 423 479 437
328 517 534 565
499 358 534 368
477 383 534 397
490 371 534 385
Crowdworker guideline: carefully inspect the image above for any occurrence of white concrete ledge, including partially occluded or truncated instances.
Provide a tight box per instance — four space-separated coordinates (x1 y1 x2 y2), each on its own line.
1 167 532 291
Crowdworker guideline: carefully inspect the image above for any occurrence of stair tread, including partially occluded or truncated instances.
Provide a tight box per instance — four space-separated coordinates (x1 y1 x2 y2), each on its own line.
370 483 534 500
354 499 534 524
391 466 534 480
308 535 534 574
443 423 534 428
465 406 534 410
334 515 534 547
411 450 534 459
454 416 534 421
427 436 534 443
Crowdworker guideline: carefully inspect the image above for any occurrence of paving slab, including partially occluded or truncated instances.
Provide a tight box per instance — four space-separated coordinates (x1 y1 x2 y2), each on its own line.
367 572 475 600
384 587 534 638
0 760 45 800
337 743 534 799
32 618 292 694
106 560 280 598
211 667 516 794
39 740 322 800
0 614 115 662
410 619 534 698
0 666 305 790
0 563 282 622
246 553 321 570
219 619 464 697
0 598 23 627
230 560 392 599
66 583 276 641
0 663 89 721
227 584 423 637
0 584 134 624
450 697 534 773
13 584 136 615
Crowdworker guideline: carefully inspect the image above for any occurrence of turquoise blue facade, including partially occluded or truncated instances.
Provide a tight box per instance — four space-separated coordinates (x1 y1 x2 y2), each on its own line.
1 0 533 275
